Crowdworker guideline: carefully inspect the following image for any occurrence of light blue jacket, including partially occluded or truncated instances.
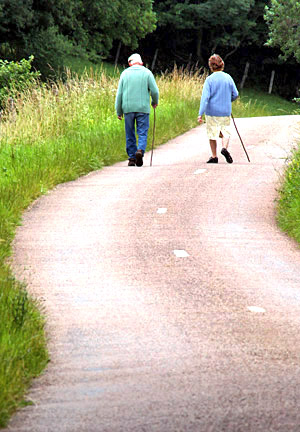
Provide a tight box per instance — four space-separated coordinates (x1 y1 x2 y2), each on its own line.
199 71 239 117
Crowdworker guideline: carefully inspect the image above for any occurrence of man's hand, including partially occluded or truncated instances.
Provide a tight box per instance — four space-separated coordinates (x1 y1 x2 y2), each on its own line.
197 115 203 124
117 115 123 120
152 103 158 109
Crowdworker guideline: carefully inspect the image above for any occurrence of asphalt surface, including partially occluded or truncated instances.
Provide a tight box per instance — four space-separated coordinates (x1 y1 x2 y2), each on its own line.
7 115 300 432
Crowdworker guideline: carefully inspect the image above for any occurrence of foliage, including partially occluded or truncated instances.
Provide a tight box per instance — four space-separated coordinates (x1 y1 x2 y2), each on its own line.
265 0 300 63
239 88 300 116
23 27 87 79
145 0 269 64
0 0 156 78
0 56 40 108
0 275 48 427
78 0 156 56
277 148 300 243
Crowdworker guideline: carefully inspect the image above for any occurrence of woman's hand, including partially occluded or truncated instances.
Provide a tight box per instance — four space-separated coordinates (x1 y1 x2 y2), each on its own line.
197 115 203 124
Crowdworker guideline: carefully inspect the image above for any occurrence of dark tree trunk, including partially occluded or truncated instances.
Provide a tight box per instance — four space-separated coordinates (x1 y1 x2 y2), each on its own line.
196 28 204 64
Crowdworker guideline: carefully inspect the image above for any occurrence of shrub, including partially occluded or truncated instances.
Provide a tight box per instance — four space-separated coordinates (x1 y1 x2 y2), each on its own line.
0 56 40 108
23 26 90 79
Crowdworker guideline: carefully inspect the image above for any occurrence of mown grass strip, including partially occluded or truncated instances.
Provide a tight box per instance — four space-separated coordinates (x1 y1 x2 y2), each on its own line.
239 88 300 117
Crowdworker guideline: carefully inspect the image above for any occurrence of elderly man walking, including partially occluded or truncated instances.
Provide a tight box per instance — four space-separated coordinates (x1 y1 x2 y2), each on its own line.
115 53 159 167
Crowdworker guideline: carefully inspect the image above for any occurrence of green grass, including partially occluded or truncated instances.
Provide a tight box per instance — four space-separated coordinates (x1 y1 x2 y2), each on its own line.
234 88 300 244
238 88 300 116
1 64 300 427
276 148 300 243
63 56 125 77
237 91 300 245
0 274 48 427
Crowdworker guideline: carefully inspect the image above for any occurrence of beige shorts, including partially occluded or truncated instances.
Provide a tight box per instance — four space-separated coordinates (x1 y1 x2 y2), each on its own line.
206 115 232 140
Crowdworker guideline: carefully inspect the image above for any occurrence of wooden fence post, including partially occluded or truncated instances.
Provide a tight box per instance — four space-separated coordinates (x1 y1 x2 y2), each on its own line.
268 70 275 94
240 62 250 89
115 42 122 68
8 97 16 122
151 49 159 70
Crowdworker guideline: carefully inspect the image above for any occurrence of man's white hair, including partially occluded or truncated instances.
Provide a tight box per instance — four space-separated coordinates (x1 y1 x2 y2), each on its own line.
128 53 143 64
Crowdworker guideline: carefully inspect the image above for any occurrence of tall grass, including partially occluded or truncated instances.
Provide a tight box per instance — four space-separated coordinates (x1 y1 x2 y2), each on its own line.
239 88 300 117
276 148 300 243
0 275 47 427
241 90 300 243
1 65 299 427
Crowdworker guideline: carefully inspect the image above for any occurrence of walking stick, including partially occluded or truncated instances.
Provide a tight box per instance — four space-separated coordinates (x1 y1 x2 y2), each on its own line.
231 113 250 163
150 108 156 167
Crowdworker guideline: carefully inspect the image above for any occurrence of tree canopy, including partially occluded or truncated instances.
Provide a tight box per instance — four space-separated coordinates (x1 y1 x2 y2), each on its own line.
0 0 156 76
265 0 300 63
140 0 269 66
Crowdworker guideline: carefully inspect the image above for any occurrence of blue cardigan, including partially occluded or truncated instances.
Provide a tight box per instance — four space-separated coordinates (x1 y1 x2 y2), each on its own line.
199 71 239 117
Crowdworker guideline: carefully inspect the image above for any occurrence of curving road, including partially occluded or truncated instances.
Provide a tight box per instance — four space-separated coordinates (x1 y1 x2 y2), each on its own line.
7 115 300 432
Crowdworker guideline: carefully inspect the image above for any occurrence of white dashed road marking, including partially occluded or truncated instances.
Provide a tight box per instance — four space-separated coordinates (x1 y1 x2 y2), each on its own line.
247 306 266 313
173 250 189 258
194 169 207 175
157 208 167 214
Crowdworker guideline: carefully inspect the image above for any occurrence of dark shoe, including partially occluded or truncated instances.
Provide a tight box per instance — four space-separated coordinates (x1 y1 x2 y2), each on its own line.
135 149 143 167
207 156 218 163
128 158 136 166
221 148 233 163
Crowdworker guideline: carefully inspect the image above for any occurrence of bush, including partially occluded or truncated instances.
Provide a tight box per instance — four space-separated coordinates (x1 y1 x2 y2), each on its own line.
23 26 90 79
277 149 300 243
0 56 40 108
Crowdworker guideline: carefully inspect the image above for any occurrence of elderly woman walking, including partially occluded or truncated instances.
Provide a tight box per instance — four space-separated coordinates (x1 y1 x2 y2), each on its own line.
198 54 239 163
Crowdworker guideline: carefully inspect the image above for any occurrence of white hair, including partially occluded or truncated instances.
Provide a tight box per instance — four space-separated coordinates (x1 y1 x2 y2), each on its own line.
128 53 143 65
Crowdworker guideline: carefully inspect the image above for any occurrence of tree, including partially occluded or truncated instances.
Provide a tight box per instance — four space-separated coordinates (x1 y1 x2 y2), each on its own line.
0 0 156 77
265 0 300 63
149 0 269 65
78 0 156 57
0 0 82 75
0 56 40 107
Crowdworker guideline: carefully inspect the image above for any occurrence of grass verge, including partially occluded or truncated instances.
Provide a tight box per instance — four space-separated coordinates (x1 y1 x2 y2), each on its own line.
276 146 300 244
239 88 300 116
0 65 299 427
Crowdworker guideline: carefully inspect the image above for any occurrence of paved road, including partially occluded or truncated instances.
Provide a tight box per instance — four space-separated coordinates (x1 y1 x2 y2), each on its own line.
7 116 300 432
